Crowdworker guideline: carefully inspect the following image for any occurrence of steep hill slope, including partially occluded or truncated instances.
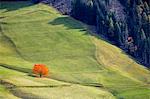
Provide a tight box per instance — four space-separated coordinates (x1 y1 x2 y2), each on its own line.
0 1 150 99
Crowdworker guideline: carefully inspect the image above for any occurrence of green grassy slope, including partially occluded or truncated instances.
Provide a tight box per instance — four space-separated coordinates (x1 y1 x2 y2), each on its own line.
0 1 150 99
0 66 114 99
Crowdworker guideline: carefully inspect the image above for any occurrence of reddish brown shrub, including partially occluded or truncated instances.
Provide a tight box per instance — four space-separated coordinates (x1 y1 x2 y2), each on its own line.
32 64 49 77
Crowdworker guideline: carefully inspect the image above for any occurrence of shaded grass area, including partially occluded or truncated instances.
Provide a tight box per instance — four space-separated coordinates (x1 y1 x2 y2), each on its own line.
0 84 19 99
0 1 33 13
0 1 150 99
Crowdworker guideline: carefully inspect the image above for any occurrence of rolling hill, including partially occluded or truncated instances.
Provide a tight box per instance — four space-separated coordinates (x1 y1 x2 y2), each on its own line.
0 1 150 99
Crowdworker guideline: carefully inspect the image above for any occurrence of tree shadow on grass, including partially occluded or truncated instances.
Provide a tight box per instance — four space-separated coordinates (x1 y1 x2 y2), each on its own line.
0 1 34 12
48 16 114 44
49 16 87 31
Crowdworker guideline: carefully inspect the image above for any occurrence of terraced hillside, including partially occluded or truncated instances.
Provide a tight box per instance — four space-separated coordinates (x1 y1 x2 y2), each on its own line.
0 1 150 99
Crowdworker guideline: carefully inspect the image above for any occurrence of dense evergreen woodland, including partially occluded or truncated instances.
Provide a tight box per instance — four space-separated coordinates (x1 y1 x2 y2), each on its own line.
35 0 150 67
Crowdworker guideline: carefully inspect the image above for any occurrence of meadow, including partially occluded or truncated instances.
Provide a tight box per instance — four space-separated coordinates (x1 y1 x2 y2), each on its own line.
0 1 150 99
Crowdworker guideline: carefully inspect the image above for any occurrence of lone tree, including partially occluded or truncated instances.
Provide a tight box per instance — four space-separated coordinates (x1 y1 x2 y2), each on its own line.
33 64 49 77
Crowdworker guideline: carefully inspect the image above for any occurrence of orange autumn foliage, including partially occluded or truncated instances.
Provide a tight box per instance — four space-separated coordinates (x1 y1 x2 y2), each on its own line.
32 64 49 77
